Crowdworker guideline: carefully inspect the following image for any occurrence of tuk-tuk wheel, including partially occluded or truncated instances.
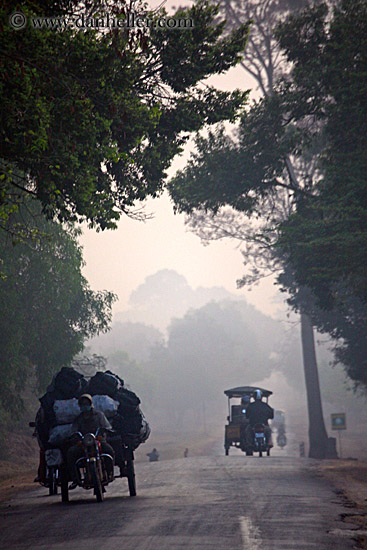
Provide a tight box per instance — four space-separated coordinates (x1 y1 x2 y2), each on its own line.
225 447 229 456
246 450 253 456
267 448 271 456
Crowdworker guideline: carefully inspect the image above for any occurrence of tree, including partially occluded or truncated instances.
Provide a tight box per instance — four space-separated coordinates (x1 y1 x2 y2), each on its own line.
0 199 116 414
1 0 250 235
274 0 367 308
279 267 367 389
144 300 280 429
168 0 347 458
90 320 164 362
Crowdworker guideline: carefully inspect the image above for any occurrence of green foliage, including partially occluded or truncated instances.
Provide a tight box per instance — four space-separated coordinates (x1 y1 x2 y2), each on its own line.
275 0 367 308
278 266 367 389
169 92 306 214
169 0 367 387
0 0 249 233
273 0 367 386
0 200 116 414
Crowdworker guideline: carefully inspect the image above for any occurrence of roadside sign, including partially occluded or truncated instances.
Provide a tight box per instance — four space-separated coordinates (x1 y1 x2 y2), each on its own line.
331 413 346 430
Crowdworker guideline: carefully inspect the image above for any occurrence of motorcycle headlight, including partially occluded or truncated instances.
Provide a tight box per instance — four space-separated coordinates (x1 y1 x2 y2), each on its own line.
83 433 95 447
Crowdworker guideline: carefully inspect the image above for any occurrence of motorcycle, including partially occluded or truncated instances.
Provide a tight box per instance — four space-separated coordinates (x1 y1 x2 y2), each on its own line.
60 428 114 503
277 425 287 449
29 421 60 496
252 423 271 457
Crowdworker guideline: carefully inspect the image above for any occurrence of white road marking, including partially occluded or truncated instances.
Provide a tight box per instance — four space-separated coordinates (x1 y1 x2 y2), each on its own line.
239 516 262 549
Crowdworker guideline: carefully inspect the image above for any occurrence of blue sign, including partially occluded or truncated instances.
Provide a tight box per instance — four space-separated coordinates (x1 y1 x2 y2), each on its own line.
331 413 346 430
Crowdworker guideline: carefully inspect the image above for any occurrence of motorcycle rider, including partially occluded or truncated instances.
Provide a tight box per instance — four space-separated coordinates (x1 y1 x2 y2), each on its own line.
245 390 274 450
67 394 115 485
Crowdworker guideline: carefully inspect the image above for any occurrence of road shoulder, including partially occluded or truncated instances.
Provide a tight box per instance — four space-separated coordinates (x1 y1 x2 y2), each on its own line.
312 459 367 548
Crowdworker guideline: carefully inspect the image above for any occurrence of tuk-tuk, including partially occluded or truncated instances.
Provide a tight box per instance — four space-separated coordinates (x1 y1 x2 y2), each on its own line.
224 386 273 455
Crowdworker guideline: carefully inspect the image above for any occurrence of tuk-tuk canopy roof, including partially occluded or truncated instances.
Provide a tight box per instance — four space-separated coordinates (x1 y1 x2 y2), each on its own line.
224 386 273 399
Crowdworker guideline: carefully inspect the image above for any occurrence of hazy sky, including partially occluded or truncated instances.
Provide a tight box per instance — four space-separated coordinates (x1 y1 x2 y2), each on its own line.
80 5 287 321
80 191 286 320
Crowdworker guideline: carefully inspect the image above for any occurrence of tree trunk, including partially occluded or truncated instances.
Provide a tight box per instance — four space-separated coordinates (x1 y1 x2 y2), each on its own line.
300 313 331 458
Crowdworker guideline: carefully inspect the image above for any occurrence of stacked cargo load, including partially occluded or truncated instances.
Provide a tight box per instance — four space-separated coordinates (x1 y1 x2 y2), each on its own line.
87 371 150 450
36 367 150 451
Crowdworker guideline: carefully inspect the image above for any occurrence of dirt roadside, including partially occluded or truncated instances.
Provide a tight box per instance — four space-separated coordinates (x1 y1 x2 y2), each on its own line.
312 460 367 548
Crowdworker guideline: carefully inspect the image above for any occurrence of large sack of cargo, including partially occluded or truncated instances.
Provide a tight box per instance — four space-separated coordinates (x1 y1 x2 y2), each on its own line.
87 371 123 398
115 387 140 409
53 367 87 399
39 367 88 428
48 423 73 446
92 395 119 418
53 398 80 425
110 406 150 449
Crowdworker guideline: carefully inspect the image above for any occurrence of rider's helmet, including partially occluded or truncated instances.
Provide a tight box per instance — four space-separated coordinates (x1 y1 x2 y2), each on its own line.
78 394 94 408
254 389 262 401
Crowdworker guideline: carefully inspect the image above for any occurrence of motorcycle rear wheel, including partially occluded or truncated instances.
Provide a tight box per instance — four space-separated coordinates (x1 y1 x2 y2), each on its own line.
48 466 58 495
48 467 58 496
91 462 104 502
127 460 136 497
60 467 69 503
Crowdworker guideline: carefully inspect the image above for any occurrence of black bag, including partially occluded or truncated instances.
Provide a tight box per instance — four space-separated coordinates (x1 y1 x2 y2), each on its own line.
115 387 140 408
105 370 124 387
87 371 122 398
111 408 143 435
39 391 57 427
54 367 87 399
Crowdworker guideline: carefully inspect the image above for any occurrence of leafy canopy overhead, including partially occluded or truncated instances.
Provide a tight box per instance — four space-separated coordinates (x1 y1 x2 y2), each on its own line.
0 0 250 232
274 0 367 308
169 0 367 305
0 200 116 414
169 0 367 388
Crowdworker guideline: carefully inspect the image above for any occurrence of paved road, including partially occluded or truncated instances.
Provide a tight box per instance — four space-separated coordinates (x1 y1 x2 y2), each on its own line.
0 455 356 549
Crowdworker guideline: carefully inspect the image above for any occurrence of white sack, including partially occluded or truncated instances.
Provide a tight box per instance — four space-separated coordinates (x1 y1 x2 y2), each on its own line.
48 424 73 446
45 448 63 466
53 398 80 425
92 395 119 418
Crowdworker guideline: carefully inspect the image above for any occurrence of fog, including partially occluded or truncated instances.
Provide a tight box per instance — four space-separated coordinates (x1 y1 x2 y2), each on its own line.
80 0 367 456
87 269 367 457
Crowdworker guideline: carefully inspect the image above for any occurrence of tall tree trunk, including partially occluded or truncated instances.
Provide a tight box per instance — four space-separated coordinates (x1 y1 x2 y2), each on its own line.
219 0 337 459
300 312 331 458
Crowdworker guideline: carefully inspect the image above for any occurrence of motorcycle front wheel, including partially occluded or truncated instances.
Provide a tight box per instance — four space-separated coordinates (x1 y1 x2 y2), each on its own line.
91 462 104 503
